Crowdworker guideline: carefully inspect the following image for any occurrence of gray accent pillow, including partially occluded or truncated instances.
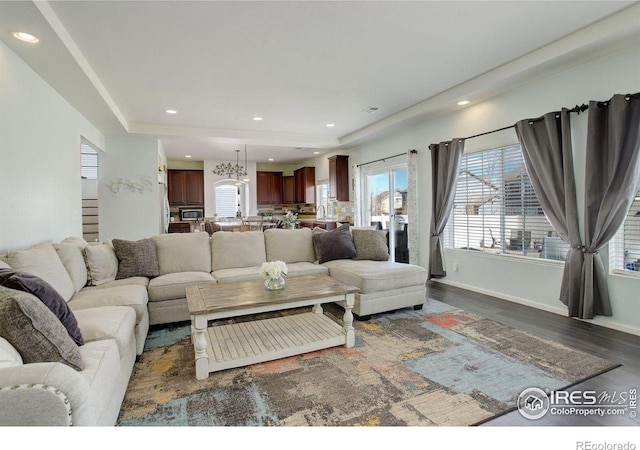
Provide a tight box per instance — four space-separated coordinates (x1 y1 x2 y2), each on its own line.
0 269 83 345
112 238 159 279
312 225 357 264
352 229 390 261
0 287 83 371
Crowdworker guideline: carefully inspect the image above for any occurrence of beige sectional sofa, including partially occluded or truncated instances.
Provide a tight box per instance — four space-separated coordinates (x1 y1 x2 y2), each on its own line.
147 228 427 323
0 226 426 425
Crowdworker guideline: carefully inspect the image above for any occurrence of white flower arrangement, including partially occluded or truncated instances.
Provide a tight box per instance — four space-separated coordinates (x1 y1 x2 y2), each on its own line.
281 210 299 228
260 260 288 279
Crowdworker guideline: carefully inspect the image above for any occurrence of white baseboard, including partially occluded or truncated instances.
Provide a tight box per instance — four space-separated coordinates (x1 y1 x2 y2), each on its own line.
431 278 640 337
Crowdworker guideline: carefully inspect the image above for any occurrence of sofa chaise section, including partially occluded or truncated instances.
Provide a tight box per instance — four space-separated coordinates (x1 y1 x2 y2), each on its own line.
321 259 427 317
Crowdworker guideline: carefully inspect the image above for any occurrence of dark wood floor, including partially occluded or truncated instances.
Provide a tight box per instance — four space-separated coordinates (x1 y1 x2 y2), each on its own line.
427 281 640 426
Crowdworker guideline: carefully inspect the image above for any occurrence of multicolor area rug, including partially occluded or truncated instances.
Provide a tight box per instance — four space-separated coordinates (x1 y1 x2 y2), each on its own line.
117 299 618 426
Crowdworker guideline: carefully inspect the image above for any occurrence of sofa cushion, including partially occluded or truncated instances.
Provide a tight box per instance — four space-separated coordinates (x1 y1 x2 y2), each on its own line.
152 232 211 275
77 339 120 422
0 337 23 368
83 276 150 290
264 228 316 263
352 229 390 261
54 242 88 293
112 238 159 279
322 260 427 294
148 272 217 302
212 262 328 284
70 285 148 323
312 225 357 264
83 243 118 286
73 306 136 363
283 261 329 277
211 231 266 271
212 266 265 284
5 242 75 302
0 287 83 371
0 269 83 346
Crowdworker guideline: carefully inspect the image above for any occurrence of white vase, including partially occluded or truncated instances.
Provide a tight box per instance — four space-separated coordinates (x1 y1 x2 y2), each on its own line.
264 275 286 291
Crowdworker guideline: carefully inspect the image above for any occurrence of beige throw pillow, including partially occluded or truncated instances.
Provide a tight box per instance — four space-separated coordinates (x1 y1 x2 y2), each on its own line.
83 243 118 286
54 242 89 293
352 229 390 261
6 242 75 302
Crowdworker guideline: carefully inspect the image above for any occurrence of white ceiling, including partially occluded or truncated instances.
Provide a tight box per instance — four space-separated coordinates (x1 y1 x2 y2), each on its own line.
1 1 639 163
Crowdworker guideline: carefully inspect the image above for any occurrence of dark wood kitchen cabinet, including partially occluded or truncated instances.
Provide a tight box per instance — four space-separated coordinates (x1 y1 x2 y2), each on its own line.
328 155 349 201
282 176 295 203
168 170 204 206
294 167 315 204
257 171 283 205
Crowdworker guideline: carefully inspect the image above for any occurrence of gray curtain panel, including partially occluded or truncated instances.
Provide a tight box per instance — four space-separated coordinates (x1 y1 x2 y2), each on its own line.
515 109 583 315
429 139 464 278
517 94 640 319
580 93 640 318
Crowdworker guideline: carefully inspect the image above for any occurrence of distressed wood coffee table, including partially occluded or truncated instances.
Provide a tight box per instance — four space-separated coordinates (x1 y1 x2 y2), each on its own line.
186 274 359 380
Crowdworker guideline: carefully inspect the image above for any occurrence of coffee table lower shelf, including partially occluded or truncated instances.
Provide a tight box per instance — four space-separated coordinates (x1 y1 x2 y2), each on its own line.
200 311 346 374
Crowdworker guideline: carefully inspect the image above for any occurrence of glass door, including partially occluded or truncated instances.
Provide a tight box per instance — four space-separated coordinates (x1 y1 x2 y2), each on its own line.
364 165 409 263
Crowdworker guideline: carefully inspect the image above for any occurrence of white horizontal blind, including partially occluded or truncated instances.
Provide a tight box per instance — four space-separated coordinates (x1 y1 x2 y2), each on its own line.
444 144 566 261
610 190 640 275
215 185 238 218
80 140 98 180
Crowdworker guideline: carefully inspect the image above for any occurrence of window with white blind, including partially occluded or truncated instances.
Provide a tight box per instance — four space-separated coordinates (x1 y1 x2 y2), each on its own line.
215 185 238 218
443 144 567 261
80 140 99 180
610 190 640 276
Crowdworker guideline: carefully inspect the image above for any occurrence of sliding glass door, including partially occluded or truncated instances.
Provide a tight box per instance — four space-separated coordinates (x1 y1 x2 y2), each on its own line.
363 165 409 263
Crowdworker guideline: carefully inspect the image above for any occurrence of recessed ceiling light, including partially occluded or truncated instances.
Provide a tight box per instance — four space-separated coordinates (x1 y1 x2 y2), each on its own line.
12 31 39 44
165 109 177 114
313 152 320 155
326 123 335 128
457 100 470 106
253 117 263 121
185 155 192 158
268 158 274 161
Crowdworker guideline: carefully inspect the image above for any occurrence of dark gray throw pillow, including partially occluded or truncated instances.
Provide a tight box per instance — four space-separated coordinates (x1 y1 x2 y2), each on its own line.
312 225 357 264
0 269 83 345
112 238 159 279
0 286 83 371
352 229 390 261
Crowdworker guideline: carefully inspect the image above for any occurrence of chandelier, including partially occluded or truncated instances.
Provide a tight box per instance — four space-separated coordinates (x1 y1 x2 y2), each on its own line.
212 147 248 179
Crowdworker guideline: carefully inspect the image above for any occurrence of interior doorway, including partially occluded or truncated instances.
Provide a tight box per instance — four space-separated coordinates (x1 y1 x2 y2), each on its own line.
80 138 101 242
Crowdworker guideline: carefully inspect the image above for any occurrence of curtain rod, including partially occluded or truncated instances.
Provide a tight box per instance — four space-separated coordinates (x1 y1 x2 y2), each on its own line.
462 92 640 141
356 149 416 168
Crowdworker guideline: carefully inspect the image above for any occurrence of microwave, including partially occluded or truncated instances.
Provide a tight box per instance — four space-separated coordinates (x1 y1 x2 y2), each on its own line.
180 208 204 221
